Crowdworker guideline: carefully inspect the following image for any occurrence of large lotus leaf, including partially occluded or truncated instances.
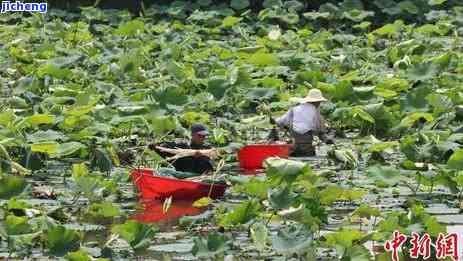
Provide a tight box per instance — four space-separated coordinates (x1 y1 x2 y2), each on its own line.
88 202 121 219
373 20 404 37
377 78 410 92
366 165 406 187
343 9 374 22
166 61 187 81
192 232 230 258
65 249 105 261
250 223 268 252
248 52 280 67
36 64 72 79
182 111 210 125
111 220 157 250
343 245 372 261
71 174 105 201
118 53 139 74
407 62 439 82
263 0 282 8
65 105 95 117
326 80 355 102
245 88 278 101
115 19 144 36
49 55 82 68
0 111 16 127
232 177 269 199
30 142 59 155
230 0 249 10
324 228 365 249
148 115 178 135
90 147 113 172
218 200 261 228
398 0 419 14
319 185 366 205
400 85 432 112
51 142 86 158
352 106 375 124
25 114 55 126
426 93 453 114
4 215 31 235
26 130 67 143
0 175 26 199
329 149 359 169
268 185 297 210
271 224 313 255
207 77 231 99
264 157 312 184
368 141 399 153
221 16 242 27
399 112 433 128
257 77 285 88
448 149 463 170
151 87 188 107
45 226 81 256
303 11 331 20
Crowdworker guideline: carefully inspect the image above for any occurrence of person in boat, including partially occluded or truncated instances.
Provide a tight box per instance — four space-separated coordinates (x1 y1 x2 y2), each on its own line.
271 88 333 157
149 123 214 175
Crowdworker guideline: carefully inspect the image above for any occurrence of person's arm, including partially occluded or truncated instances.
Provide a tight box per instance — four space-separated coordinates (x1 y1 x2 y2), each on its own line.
275 109 292 128
148 141 178 158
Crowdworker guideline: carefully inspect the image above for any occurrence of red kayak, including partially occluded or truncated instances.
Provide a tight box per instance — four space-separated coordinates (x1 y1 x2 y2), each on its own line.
238 144 292 171
130 168 227 200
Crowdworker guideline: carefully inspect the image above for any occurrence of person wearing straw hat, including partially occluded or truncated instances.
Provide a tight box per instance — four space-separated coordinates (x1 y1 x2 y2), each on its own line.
272 88 333 157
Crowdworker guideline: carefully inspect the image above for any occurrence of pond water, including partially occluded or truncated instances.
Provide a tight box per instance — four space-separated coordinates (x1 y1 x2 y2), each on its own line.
2 139 462 260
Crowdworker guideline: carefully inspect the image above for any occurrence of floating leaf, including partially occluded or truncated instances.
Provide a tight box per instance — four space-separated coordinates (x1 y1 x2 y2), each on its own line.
428 0 447 5
4 214 31 235
366 165 406 187
248 53 280 67
88 202 121 219
448 149 463 170
31 142 58 155
222 16 242 27
268 185 297 210
264 157 312 184
45 226 81 256
193 197 212 208
25 114 55 126
230 0 249 10
115 19 144 36
218 200 261 228
192 232 230 258
271 224 313 255
251 223 268 252
111 220 157 250
0 175 26 199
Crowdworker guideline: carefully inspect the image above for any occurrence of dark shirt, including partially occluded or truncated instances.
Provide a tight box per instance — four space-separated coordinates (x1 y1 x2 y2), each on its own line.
154 141 214 175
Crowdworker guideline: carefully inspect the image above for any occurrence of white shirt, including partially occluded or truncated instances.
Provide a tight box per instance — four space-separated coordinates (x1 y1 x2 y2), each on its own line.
276 103 325 134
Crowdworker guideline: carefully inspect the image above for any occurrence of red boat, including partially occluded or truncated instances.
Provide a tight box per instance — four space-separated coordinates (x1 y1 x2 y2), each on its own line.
238 144 292 171
130 168 227 200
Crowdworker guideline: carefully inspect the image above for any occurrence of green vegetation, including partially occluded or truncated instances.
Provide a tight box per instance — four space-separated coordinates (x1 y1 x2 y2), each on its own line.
0 0 462 259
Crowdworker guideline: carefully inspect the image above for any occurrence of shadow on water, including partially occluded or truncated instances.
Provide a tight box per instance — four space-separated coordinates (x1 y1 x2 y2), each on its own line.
129 200 206 230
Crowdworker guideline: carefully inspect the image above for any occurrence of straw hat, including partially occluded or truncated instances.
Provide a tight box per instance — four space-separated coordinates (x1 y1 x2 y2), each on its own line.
300 88 327 103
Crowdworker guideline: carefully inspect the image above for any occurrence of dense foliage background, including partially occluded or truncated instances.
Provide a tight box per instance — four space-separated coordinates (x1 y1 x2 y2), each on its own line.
0 0 462 259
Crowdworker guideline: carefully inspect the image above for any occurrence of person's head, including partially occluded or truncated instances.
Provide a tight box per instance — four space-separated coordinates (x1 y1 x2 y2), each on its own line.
190 123 209 145
300 89 327 107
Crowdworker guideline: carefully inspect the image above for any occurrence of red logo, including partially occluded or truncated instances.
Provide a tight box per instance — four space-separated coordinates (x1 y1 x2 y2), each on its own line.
384 231 460 261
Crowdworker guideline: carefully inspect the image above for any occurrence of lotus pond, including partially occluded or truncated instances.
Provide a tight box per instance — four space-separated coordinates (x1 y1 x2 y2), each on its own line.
1 1 463 260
